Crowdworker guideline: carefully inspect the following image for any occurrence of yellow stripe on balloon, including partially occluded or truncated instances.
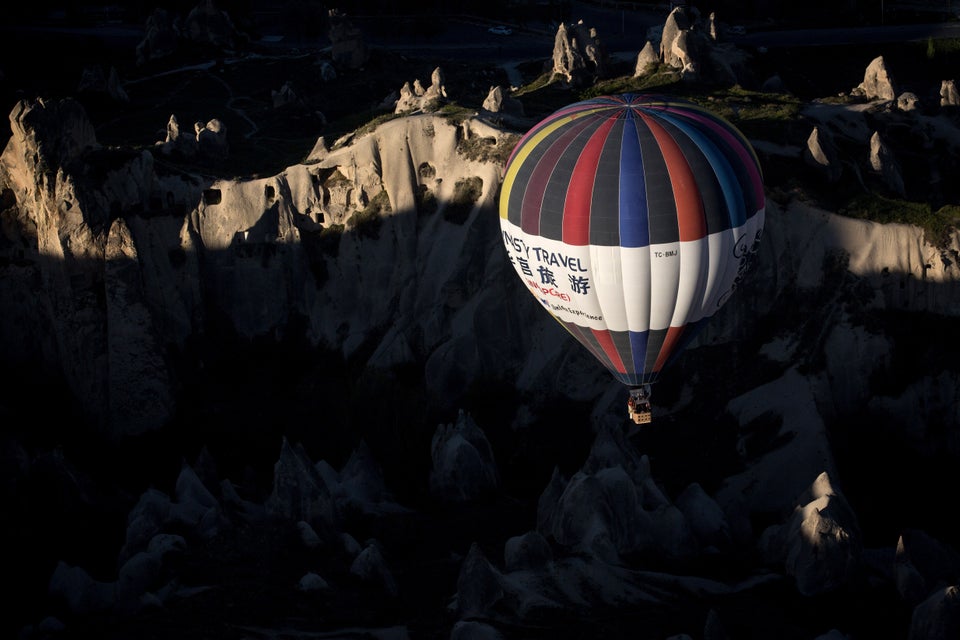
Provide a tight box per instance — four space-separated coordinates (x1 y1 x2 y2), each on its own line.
499 107 611 220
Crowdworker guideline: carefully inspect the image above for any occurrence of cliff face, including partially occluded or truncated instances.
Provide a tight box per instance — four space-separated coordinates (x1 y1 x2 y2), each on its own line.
0 98 532 437
1 95 959 450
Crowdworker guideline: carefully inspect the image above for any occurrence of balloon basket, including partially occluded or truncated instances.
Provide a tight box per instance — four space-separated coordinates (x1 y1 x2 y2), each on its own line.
627 385 653 424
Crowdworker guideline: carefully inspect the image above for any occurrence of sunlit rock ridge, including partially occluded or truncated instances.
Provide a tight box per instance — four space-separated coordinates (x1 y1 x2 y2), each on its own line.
4 15 960 634
2 94 958 439
0 97 532 436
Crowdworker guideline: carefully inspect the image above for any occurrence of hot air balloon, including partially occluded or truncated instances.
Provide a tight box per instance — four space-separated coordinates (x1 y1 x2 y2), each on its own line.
498 93 765 424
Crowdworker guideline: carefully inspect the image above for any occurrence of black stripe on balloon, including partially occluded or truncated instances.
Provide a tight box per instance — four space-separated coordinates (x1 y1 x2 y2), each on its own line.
660 116 728 236
511 115 598 234
684 111 750 235
609 329 635 378
540 114 604 242
589 114 625 247
643 327 668 377
635 114 679 245
666 317 706 371
700 111 762 220
564 320 617 376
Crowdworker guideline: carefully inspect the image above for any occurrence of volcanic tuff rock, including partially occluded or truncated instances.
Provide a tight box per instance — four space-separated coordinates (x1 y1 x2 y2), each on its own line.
0 96 520 435
394 67 449 114
134 0 249 66
5 12 960 638
551 20 609 87
638 5 752 86
3 85 960 440
853 55 898 102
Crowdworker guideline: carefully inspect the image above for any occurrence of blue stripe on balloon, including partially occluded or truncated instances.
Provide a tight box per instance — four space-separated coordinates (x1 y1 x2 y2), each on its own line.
656 110 747 229
628 329 650 385
618 111 650 248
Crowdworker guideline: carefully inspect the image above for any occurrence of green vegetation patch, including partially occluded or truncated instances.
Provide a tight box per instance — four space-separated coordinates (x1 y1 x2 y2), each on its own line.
348 189 390 239
458 133 519 165
580 66 683 99
444 176 483 225
840 194 960 248
437 102 476 126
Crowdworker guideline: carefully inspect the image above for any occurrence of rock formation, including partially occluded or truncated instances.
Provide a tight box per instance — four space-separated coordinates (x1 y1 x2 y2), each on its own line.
853 55 897 101
869 130 906 197
803 125 842 183
394 67 448 113
328 9 368 69
136 8 180 66
78 65 129 103
4 10 960 640
633 41 659 77
271 81 305 109
195 118 228 159
651 6 751 86
183 0 244 50
759 472 862 597
157 114 198 157
551 20 608 87
429 410 499 503
481 85 524 118
135 0 249 65
941 79 960 107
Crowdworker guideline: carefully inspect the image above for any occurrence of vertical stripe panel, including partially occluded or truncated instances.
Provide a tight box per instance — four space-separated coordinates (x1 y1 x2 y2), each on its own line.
629 330 650 383
635 115 678 245
594 328 627 374
670 236 708 329
699 230 733 318
648 243 680 331
658 110 748 235
641 113 706 242
564 321 611 371
541 121 598 241
621 245 651 333
591 244 628 331
666 107 764 224
590 117 625 247
563 115 618 246
618 113 650 249
510 116 598 235
653 325 686 373
644 327 668 376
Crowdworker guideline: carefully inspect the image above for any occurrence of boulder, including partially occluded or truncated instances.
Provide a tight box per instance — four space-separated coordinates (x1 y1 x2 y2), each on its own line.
940 79 959 107
429 410 499 503
758 472 862 597
853 55 897 101
634 41 659 76
482 85 524 116
804 125 842 183
869 130 906 197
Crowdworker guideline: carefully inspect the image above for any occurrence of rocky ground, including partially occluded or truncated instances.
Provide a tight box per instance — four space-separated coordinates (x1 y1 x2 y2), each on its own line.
3 7 960 640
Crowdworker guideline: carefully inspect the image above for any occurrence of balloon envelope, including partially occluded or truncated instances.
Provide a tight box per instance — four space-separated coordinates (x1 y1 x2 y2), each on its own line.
498 93 765 386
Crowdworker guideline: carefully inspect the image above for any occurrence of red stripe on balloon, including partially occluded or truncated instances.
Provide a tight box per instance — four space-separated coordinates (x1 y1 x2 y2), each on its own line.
521 116 596 236
562 115 618 246
653 325 685 373
640 113 706 242
594 328 627 374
